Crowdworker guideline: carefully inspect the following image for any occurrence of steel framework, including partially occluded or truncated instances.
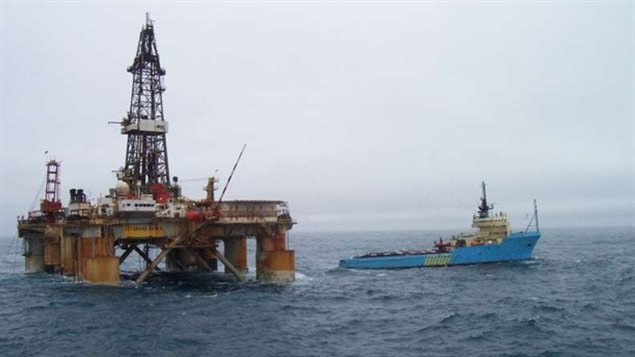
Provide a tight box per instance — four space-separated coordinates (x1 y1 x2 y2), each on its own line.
44 160 61 203
122 13 170 189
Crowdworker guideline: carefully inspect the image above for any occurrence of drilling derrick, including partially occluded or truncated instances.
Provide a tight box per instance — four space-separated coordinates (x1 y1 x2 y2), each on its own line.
121 13 170 192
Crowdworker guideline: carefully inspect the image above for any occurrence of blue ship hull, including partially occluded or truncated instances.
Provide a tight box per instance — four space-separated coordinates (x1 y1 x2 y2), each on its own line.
339 231 541 269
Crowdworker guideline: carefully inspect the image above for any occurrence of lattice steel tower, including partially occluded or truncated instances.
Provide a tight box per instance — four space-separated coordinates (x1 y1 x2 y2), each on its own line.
120 13 170 190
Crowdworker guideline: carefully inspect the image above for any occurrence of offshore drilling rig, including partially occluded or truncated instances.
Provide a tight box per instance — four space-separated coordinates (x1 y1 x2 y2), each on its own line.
17 15 296 285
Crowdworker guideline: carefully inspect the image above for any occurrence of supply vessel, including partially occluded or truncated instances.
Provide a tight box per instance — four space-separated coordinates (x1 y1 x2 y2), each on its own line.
339 183 541 269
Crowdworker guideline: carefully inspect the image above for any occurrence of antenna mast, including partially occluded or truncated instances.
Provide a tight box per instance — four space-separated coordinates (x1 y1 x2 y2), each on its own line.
534 199 540 232
120 13 170 192
478 181 493 218
525 199 540 233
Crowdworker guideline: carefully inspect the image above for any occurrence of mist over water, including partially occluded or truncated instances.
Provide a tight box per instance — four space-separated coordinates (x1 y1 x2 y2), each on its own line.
0 227 633 357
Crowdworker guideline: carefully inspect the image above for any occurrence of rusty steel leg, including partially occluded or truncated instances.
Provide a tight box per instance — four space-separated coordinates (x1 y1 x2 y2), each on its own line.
61 234 77 276
183 249 213 272
211 247 244 282
223 237 248 275
24 236 46 273
256 229 295 283
165 250 187 272
79 235 120 286
43 227 61 273
82 257 120 286
201 248 218 271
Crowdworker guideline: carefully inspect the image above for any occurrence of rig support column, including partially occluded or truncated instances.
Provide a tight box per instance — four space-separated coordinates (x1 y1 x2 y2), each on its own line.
256 228 295 283
76 227 120 286
43 226 61 274
60 234 78 276
223 237 248 275
24 236 45 273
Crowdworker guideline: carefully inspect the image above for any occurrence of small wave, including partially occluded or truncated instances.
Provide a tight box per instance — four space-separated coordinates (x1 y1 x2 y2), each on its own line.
416 323 435 333
497 351 558 357
537 304 565 313
612 321 635 332
415 312 460 333
520 259 540 266
369 294 397 302
508 315 551 336
21 304 49 312
619 272 634 284
281 304 325 314
325 266 360 275
477 311 498 319
51 300 96 309
580 302 598 312
440 312 459 323
171 336 205 347
465 331 488 341
295 272 312 282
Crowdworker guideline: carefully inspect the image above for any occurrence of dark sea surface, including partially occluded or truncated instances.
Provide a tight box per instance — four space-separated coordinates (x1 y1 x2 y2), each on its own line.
0 227 633 357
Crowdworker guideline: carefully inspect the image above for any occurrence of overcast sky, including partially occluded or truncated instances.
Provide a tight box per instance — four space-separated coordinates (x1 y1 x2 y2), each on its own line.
1 1 633 236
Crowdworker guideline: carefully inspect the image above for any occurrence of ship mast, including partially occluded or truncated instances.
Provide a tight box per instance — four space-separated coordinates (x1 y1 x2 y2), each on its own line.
478 181 493 218
120 13 170 192
534 199 540 232
525 199 540 233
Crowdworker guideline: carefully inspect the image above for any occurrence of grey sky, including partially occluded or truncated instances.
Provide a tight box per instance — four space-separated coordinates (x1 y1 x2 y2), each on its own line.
1 1 633 236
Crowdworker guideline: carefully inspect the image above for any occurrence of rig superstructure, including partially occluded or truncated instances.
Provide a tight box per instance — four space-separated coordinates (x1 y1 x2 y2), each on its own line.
17 15 296 285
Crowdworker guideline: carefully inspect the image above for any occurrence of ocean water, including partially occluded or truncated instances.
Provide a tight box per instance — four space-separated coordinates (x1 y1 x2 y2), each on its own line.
0 227 633 357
